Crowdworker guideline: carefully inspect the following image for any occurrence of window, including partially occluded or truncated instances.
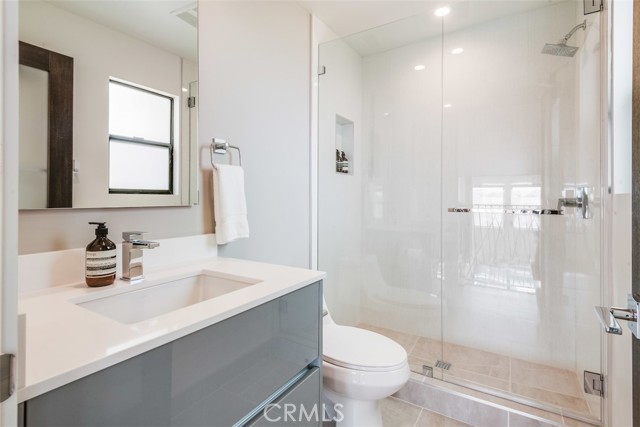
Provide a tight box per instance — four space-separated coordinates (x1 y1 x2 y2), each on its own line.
108 79 175 193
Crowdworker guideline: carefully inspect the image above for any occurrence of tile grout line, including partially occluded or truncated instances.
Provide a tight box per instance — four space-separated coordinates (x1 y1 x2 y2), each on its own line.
407 335 420 355
412 409 422 427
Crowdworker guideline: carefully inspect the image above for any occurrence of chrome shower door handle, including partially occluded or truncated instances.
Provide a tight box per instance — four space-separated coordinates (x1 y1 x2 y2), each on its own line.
594 295 640 338
557 187 590 219
594 306 623 335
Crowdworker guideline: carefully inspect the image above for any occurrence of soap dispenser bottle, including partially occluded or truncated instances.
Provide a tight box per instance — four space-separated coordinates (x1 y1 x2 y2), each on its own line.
85 222 117 287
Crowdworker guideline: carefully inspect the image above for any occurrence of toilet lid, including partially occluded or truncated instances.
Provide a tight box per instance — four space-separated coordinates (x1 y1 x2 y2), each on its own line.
323 324 407 372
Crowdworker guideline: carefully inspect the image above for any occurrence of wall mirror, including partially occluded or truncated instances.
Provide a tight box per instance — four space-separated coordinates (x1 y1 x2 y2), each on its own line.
18 0 198 209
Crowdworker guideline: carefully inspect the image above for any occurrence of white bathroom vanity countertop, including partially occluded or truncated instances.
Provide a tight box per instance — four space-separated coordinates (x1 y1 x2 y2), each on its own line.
17 257 325 402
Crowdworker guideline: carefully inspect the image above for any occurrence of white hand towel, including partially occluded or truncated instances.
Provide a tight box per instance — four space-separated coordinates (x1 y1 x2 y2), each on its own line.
212 165 250 244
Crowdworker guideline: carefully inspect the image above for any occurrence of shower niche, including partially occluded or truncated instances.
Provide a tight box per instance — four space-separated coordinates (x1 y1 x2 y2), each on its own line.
335 115 353 175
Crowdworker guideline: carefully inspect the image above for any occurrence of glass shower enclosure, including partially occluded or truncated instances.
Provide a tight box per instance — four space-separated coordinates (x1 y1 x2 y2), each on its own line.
318 0 604 423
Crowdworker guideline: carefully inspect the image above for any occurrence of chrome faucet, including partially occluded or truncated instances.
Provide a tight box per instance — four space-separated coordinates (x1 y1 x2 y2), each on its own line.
121 231 159 282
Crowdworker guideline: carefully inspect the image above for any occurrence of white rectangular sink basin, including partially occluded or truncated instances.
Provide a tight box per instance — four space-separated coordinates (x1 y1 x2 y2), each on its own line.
76 273 259 325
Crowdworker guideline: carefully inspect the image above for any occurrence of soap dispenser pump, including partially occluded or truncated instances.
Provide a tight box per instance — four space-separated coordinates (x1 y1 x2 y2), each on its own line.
85 222 117 287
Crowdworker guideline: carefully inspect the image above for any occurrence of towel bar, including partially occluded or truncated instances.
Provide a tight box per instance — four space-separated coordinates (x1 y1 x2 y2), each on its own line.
211 138 242 169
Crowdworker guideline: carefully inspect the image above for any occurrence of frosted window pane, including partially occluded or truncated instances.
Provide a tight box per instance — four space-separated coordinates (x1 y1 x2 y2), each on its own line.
109 81 171 143
472 187 504 228
472 187 504 206
511 187 541 206
109 140 170 191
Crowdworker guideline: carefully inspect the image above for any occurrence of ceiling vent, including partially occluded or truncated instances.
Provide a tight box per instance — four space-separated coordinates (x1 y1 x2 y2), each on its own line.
171 3 197 28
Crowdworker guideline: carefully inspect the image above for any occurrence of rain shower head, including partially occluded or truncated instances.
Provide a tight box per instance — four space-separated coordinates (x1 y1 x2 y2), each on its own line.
541 42 579 57
541 20 586 57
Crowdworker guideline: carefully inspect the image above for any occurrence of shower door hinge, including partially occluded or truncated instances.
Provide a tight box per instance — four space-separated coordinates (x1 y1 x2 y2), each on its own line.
187 96 196 108
0 353 15 403
584 0 603 15
584 371 604 397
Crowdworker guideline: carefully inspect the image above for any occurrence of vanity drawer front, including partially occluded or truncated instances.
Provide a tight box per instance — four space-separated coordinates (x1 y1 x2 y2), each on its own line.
24 281 322 427
247 367 321 427
170 281 321 426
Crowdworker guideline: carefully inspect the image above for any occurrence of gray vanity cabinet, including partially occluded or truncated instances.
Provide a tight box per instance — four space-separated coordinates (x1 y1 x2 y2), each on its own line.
248 367 321 427
22 282 322 427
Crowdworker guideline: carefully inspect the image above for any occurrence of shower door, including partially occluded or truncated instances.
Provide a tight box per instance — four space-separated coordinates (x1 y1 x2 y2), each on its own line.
440 1 603 422
317 0 605 423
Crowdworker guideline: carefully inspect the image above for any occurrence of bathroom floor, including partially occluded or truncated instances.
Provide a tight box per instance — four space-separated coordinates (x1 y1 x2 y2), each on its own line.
381 398 471 427
358 323 598 420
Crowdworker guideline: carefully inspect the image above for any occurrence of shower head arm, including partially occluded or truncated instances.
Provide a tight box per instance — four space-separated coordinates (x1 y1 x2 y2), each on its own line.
562 20 586 43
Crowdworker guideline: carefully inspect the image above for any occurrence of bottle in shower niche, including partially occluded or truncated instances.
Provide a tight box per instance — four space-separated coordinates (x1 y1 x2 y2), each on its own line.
85 222 117 287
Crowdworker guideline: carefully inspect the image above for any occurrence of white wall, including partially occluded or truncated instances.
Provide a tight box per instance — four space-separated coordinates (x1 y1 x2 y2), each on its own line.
611 0 633 195
607 3 634 425
198 1 311 269
609 193 632 427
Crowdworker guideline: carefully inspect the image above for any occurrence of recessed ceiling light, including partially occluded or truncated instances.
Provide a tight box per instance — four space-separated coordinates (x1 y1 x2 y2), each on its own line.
383 112 390 116
434 7 450 17
414 64 426 71
451 48 464 55
444 104 452 108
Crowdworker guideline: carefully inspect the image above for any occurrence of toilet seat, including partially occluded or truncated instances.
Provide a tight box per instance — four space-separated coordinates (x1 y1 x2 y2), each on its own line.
323 324 407 372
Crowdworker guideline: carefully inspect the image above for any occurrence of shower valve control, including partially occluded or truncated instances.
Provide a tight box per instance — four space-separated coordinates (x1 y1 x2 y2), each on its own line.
594 294 640 339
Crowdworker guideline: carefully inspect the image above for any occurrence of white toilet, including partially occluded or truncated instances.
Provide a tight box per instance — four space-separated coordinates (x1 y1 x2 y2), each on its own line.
322 305 410 427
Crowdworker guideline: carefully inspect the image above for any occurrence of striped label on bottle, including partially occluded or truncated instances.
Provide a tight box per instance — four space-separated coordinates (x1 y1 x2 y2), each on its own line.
86 250 117 278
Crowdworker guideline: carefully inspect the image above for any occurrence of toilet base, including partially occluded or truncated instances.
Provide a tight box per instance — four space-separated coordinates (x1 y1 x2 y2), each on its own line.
324 388 383 427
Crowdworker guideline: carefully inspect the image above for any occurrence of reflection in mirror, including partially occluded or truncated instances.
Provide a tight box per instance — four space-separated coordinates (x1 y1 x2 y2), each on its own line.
108 79 175 194
19 41 74 208
18 0 198 209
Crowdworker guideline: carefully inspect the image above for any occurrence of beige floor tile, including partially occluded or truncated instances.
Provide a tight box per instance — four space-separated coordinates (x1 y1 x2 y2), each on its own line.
443 368 510 393
381 397 422 427
408 355 436 373
415 410 473 427
443 342 510 368
510 359 583 397
358 323 421 354
511 383 590 415
410 336 443 362
561 416 601 427
490 364 510 381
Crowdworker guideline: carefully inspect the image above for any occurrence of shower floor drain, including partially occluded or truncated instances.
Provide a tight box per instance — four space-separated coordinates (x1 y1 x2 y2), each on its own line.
435 360 452 370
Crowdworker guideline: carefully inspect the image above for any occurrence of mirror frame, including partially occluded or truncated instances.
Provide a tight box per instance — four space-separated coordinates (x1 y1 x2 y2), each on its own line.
19 41 73 208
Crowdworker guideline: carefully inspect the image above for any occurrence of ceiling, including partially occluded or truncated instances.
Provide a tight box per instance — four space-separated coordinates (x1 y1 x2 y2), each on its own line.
43 0 568 60
44 0 198 62
299 0 569 56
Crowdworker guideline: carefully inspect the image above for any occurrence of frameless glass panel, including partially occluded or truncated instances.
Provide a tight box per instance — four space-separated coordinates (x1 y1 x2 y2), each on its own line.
318 12 444 381
441 0 602 422
109 81 172 143
109 140 170 191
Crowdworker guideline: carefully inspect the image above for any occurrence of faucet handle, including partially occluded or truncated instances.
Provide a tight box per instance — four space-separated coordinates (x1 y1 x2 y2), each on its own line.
123 231 147 242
